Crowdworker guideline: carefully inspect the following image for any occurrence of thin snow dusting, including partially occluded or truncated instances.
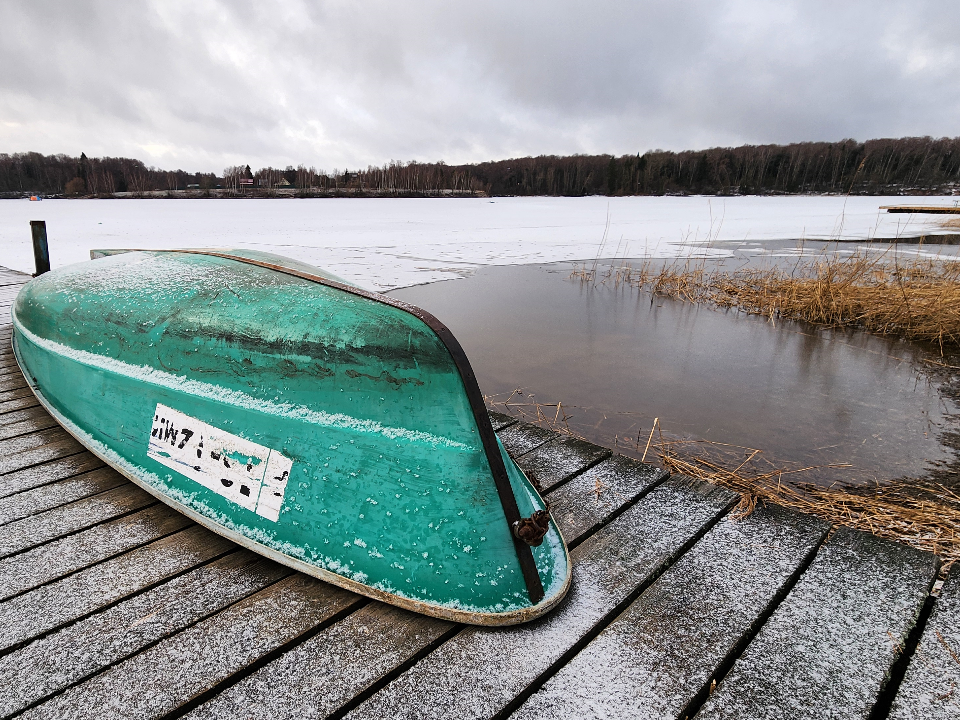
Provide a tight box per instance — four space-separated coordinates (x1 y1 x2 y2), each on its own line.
0 196 954 290
17 577 355 720
185 604 452 720
0 525 233 653
547 456 667 543
514 435 611 492
0 468 125 525
698 527 938 720
510 505 829 720
0 551 288 717
344 480 734 720
0 503 188 600
0 483 152 558
888 568 960 718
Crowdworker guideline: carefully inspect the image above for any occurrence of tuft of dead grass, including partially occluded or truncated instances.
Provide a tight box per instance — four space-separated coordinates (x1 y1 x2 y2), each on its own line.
657 437 960 564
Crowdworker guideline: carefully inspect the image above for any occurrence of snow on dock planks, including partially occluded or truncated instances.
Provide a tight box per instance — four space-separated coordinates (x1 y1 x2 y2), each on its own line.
10 249 570 625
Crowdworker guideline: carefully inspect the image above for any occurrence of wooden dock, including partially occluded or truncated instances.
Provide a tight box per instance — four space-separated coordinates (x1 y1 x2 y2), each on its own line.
881 205 960 214
1 265 958 719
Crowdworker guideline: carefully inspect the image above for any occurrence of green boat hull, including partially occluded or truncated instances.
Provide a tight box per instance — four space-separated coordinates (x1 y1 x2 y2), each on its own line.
12 249 570 625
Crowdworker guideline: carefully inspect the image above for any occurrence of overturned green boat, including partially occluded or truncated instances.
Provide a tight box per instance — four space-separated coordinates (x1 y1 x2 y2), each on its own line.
12 249 570 625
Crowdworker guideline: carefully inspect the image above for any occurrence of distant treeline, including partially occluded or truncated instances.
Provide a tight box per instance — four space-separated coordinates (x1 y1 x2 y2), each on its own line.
3 136 960 197
0 152 218 196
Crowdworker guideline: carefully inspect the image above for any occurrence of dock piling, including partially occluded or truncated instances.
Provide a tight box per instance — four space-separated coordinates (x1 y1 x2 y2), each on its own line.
30 220 50 276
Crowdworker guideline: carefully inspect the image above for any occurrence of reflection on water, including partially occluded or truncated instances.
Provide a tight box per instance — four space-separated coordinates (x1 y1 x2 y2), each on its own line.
390 262 958 487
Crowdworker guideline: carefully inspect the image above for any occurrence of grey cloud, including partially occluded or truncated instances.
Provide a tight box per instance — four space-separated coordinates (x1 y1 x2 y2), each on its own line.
1 0 958 173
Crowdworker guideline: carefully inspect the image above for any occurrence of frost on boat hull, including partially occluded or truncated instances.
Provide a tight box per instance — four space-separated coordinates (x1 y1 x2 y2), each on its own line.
11 249 570 625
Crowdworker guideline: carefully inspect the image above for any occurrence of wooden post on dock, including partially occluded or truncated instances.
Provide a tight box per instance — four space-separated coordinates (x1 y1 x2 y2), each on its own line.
30 220 50 276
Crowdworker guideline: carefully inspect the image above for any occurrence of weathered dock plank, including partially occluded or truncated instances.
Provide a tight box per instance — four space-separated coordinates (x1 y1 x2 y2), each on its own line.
546 454 667 544
0 433 84 477
889 568 960 719
0 394 39 415
0 467 125 525
0 451 105 499
697 527 938 720
514 435 611 493
0 407 57 440
0 503 190 600
343 480 736 720
497 420 556 456
0 552 291 718
0 373 27 393
24 577 362 720
510 504 830 720
0 366 23 380
0 525 235 653
1 425 72 458
179 447 662 720
488 410 519 432
0 482 154 558
0 385 33 405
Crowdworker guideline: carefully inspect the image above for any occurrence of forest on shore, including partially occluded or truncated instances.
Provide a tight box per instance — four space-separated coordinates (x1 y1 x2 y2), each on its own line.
2 136 959 198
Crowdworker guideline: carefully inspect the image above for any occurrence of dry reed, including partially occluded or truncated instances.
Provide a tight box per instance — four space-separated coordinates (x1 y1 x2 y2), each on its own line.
572 251 960 351
656 436 960 564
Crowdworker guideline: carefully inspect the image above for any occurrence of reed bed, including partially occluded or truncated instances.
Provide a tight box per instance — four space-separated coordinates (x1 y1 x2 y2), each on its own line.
572 251 960 351
488 391 960 564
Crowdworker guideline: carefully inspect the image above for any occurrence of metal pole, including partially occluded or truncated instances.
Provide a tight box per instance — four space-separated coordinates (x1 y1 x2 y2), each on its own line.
30 220 50 276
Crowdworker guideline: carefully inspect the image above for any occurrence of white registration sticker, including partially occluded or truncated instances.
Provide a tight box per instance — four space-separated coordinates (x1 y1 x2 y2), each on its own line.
147 403 293 522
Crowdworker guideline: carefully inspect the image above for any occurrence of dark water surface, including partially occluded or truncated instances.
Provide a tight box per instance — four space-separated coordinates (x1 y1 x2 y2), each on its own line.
390 262 958 487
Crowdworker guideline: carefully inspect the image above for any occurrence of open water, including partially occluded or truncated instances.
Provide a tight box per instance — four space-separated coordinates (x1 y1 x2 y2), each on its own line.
392 261 958 488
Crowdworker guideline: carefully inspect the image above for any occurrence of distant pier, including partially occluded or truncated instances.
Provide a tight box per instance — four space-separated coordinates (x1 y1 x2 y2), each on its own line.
882 204 960 214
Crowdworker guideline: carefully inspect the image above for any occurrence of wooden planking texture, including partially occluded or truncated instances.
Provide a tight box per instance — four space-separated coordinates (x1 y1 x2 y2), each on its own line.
0 451 106 499
19 576 363 720
697 526 938 720
0 552 291 717
0 526 236 653
514 435 611 493
487 410 518 432
0 503 190 600
0 466 127 525
510 504 830 720
889 567 960 719
0 482 154 558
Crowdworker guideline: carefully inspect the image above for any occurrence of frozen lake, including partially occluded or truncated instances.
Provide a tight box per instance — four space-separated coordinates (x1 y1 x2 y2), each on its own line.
1 195 957 289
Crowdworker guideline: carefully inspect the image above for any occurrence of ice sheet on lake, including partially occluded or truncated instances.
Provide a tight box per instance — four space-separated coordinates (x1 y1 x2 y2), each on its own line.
0 196 956 289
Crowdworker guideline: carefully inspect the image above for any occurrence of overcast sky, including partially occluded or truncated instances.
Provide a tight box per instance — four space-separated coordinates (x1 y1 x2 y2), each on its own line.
2 1 958 173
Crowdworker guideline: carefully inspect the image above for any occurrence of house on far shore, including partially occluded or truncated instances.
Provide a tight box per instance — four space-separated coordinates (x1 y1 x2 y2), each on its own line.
277 177 292 187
